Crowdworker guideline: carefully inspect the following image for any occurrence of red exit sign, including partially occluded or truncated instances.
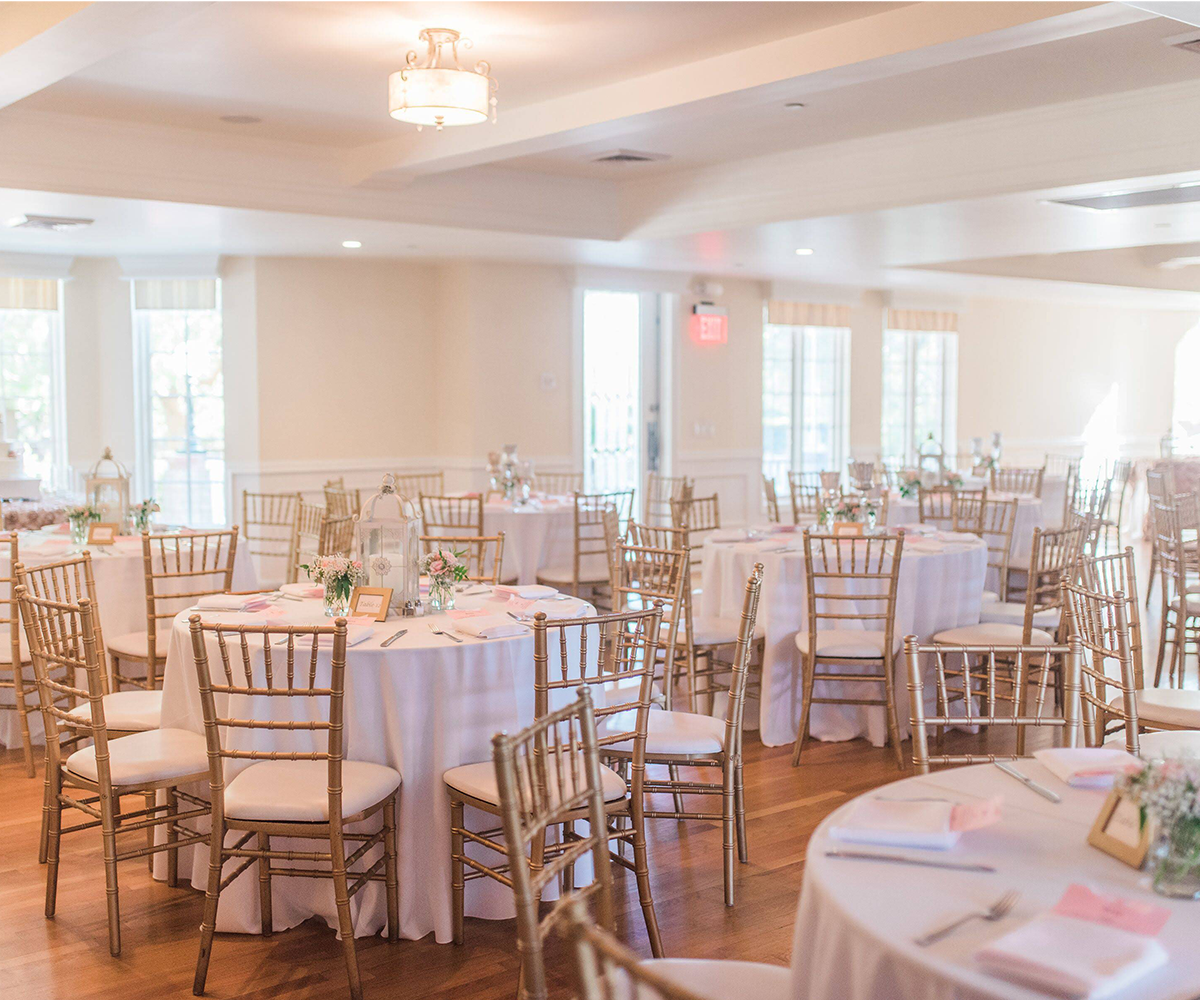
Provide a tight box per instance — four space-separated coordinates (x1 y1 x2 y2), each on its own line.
689 312 728 345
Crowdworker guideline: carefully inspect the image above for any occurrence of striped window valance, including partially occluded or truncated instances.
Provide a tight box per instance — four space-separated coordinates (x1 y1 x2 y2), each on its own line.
886 308 958 333
766 301 851 328
0 277 58 310
133 278 217 310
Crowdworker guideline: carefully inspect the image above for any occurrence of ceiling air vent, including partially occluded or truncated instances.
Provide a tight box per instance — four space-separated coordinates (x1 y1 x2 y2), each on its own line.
1046 183 1200 212
1165 29 1200 55
590 149 669 165
6 214 95 231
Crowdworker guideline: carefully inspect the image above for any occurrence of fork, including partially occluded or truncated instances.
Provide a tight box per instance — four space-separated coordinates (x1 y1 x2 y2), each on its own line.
427 623 463 643
914 890 1020 947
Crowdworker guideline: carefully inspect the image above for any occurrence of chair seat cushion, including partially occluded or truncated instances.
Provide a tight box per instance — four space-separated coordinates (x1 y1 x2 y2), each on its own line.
65 690 162 732
0 630 29 663
536 558 610 586
641 959 792 1000
599 708 726 756
1170 594 1200 616
690 615 765 647
978 602 1061 630
933 623 1056 646
803 629 892 658
1111 690 1200 730
107 630 170 660
981 590 1001 604
444 758 626 805
1105 729 1200 760
65 728 208 787
224 759 401 822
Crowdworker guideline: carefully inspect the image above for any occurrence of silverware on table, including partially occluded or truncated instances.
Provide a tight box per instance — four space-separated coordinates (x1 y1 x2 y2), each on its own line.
505 611 532 628
428 624 463 643
994 762 1061 803
823 850 996 873
380 629 408 648
914 890 1020 947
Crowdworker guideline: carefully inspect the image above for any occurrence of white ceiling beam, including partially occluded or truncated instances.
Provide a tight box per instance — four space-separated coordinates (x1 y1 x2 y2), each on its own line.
0 1 213 111
343 1 1149 185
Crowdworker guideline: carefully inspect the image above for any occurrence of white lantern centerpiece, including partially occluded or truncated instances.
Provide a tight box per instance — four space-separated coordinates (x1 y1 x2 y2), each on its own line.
85 447 131 529
354 474 421 616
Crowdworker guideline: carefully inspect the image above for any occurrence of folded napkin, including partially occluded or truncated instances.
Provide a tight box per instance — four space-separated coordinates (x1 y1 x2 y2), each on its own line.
197 593 272 613
307 624 374 647
522 597 589 621
450 615 528 640
494 584 559 600
976 914 1167 999
1033 748 1140 789
280 583 324 598
829 798 961 850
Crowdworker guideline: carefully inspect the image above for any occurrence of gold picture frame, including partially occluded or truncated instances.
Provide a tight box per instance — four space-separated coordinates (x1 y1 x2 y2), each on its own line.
350 586 393 622
832 521 864 537
1088 788 1152 869
87 522 119 546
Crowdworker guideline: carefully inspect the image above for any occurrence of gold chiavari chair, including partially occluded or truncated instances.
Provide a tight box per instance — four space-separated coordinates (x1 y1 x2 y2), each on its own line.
904 634 1082 772
1073 473 1113 556
1150 497 1200 688
991 466 1045 497
955 496 1019 602
320 512 355 557
536 470 584 496
1099 459 1134 551
788 475 822 522
611 565 763 906
420 493 485 537
242 490 301 589
491 686 616 1000
290 501 325 583
0 532 35 775
109 529 239 694
393 470 445 500
1002 516 1089 605
419 533 506 585
187 616 400 1000
599 504 623 612
445 605 665 959
324 482 361 517
21 587 209 956
794 531 905 768
645 472 690 527
1141 469 1196 609
670 493 720 585
917 484 958 529
537 490 634 598
762 474 781 524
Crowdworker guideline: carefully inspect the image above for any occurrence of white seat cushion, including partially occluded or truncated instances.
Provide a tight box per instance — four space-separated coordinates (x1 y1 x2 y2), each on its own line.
981 590 1001 604
224 759 401 822
65 728 208 786
1170 594 1200 616
536 557 611 586
444 757 626 805
600 709 726 756
802 629 892 658
65 690 162 732
933 622 1056 646
641 959 792 1000
690 615 765 647
978 602 1061 630
107 630 170 660
1105 729 1200 760
1110 690 1200 730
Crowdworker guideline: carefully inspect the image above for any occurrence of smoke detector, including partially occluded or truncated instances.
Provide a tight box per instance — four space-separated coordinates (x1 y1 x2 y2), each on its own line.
6 214 95 231
590 149 670 165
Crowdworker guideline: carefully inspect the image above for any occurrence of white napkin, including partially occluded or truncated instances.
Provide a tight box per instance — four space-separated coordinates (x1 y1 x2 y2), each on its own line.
494 584 559 600
197 593 271 612
828 798 961 850
450 615 528 639
523 597 589 621
271 625 375 647
280 582 324 598
1033 748 1141 789
976 914 1167 999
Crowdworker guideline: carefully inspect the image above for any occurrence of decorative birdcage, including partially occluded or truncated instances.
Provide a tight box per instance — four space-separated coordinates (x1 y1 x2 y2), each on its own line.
354 473 421 615
85 447 131 527
847 460 875 492
918 433 946 486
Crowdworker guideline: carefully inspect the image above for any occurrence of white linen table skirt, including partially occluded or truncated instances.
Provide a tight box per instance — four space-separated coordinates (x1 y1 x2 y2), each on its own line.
698 532 987 748
482 498 575 585
0 531 257 749
154 591 596 943
791 763 1200 1000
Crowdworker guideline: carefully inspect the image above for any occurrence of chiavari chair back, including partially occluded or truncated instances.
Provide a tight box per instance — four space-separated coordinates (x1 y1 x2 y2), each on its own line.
670 491 719 540
917 484 958 528
645 473 690 526
536 470 584 496
538 491 634 597
762 474 781 523
613 541 689 709
242 491 301 588
393 470 444 500
905 634 1082 772
186 615 400 999
419 533 506 585
1078 547 1144 689
319 512 355 557
955 496 1018 598
420 493 485 537
0 532 35 775
788 476 822 520
290 501 325 582
1100 459 1134 549
991 466 1045 497
323 484 360 518
492 687 615 1000
795 530 905 768
1150 496 1200 687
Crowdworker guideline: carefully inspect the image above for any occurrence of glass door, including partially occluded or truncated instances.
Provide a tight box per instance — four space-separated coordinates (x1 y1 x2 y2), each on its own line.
582 290 641 494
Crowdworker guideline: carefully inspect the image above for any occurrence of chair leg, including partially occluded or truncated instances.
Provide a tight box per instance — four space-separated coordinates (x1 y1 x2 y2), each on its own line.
881 653 905 770
1156 611 1170 688
722 755 735 907
625 792 663 957
100 787 121 957
734 757 748 865
39 752 52 864
383 796 399 944
13 669 35 778
257 833 272 936
44 765 62 918
668 765 685 814
166 788 179 888
194 820 224 996
791 654 817 767
450 798 465 945
145 791 156 873
561 821 576 893
329 829 363 1000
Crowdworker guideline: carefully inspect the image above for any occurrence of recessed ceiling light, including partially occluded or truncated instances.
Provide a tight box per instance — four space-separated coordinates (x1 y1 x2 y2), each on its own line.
342 240 362 249
784 102 806 110
220 114 261 125
794 248 814 256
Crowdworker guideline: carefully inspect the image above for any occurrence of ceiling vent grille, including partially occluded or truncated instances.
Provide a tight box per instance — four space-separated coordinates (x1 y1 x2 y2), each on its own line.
1165 29 1200 55
6 214 95 231
1047 184 1200 211
590 149 669 165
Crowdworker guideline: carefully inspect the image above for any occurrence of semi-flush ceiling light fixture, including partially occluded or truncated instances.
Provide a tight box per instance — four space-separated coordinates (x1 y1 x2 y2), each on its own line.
389 28 497 130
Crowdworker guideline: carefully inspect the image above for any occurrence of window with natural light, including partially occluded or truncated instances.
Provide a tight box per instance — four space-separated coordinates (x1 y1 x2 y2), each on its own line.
0 277 65 489
132 278 225 526
582 289 641 494
881 310 958 465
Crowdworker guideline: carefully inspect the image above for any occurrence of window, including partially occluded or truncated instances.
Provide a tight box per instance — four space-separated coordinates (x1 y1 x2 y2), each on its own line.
582 289 641 494
132 279 225 526
881 310 958 465
761 302 851 483
0 278 66 488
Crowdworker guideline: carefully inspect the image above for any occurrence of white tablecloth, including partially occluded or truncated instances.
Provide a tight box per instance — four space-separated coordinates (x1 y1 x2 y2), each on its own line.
791 763 1200 1000
0 529 257 749
481 497 575 585
155 589 595 943
698 528 987 748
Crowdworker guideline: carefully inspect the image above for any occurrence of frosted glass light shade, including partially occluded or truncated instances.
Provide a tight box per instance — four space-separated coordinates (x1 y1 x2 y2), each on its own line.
389 68 489 126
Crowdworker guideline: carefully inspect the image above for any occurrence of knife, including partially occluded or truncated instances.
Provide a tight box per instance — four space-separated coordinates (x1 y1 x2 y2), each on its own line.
824 850 995 873
994 762 1061 803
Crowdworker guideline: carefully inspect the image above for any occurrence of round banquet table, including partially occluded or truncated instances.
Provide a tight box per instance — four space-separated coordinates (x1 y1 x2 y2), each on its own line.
0 528 257 750
480 496 575 585
154 588 596 943
791 763 1200 1000
698 527 987 748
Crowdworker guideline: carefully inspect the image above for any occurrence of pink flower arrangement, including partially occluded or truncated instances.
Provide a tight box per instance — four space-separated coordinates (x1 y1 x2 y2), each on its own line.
423 547 467 583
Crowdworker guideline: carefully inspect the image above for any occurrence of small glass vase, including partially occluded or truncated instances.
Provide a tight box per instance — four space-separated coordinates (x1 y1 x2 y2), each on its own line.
428 577 456 612
69 518 89 546
323 581 352 618
1152 819 1200 899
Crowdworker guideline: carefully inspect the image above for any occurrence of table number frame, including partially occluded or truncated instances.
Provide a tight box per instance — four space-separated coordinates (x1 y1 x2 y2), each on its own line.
87 522 119 545
350 586 393 622
1088 788 1151 869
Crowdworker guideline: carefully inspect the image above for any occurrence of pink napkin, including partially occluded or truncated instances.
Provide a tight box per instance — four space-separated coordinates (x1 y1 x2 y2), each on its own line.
950 796 1002 832
506 596 535 612
1053 884 1170 937
447 607 488 620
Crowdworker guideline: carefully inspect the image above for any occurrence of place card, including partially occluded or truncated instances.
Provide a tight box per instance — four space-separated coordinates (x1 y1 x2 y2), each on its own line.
349 587 392 622
87 522 118 545
1088 788 1152 868
1052 884 1170 937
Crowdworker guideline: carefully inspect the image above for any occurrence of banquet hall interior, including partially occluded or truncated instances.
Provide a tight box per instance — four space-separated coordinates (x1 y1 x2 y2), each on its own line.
6 1 1200 998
